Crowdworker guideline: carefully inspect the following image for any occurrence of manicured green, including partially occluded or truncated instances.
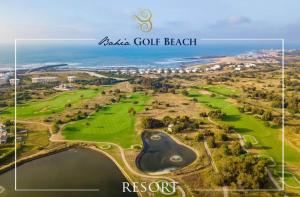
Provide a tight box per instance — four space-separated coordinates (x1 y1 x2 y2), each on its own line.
243 135 258 145
62 92 150 148
275 171 300 189
2 88 103 118
188 89 300 166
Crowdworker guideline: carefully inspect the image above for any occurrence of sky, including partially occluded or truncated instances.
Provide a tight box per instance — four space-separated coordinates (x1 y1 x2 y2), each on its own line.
0 0 300 45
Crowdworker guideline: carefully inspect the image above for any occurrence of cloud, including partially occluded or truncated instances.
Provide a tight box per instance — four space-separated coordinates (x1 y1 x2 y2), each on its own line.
213 16 252 28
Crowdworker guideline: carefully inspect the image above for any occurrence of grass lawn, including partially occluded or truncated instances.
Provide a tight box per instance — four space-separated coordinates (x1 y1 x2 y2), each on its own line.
1 87 103 118
188 89 300 167
275 171 300 189
62 92 150 148
154 180 179 197
243 135 258 145
0 147 14 162
202 85 240 96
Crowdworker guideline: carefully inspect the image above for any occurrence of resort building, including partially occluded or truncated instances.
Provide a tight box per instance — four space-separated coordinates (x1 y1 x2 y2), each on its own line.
0 77 7 85
191 68 198 73
54 84 74 91
9 78 20 86
0 72 12 85
32 77 58 83
245 63 256 68
0 124 7 144
185 68 191 73
67 76 77 83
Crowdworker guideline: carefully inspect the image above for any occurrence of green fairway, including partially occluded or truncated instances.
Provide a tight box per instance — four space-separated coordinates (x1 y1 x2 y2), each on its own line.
62 92 150 148
1 88 103 118
202 85 239 96
275 171 300 189
188 89 300 166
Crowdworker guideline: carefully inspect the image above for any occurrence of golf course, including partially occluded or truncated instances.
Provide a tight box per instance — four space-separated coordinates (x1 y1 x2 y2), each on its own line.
1 87 103 118
62 92 150 148
188 87 300 169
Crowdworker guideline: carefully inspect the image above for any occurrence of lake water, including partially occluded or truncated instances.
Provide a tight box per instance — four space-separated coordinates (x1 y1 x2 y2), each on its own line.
0 148 137 197
136 131 197 173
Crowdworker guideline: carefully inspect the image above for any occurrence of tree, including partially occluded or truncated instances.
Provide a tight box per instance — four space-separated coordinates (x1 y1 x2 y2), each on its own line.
199 112 207 117
222 144 230 155
162 116 173 126
4 119 14 127
244 141 253 148
142 117 164 129
181 89 189 96
216 132 228 141
221 124 234 133
215 155 268 189
208 109 226 120
207 136 216 148
230 142 244 156
52 122 60 133
262 111 272 121
195 132 204 142
272 117 282 127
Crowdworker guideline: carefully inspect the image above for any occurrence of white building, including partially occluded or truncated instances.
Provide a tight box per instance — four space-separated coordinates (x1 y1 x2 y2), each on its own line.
67 76 77 83
129 70 137 75
9 78 20 86
0 125 7 144
185 68 191 73
120 70 128 74
0 77 7 85
211 64 221 71
245 63 256 68
192 68 198 73
32 77 58 83
54 84 74 91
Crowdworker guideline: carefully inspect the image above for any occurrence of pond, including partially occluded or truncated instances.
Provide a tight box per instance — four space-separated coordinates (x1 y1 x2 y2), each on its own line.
136 131 197 173
0 148 137 197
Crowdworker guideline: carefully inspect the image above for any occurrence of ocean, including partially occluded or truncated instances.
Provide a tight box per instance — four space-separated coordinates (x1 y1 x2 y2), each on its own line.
0 41 291 71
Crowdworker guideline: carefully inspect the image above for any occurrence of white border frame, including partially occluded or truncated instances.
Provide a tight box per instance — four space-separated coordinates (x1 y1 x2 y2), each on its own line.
14 38 285 193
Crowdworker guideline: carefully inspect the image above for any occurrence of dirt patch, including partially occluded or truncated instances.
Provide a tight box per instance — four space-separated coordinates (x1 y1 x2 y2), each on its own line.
199 90 212 95
139 93 208 119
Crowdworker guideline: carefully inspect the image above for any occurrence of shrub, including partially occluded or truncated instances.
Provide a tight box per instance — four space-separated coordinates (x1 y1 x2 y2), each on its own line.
244 141 253 148
216 132 228 141
142 117 164 129
195 132 204 142
207 136 216 148
208 109 226 120
181 89 189 96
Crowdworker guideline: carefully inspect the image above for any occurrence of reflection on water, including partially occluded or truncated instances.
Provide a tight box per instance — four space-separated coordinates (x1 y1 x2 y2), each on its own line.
136 131 196 173
0 148 137 197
